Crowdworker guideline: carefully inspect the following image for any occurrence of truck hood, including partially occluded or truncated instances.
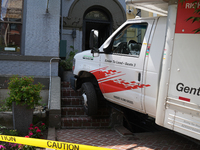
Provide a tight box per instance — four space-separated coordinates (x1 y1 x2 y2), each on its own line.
74 50 92 59
125 0 169 16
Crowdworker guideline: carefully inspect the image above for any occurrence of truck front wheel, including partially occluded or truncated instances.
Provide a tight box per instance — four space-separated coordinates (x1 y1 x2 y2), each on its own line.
81 82 98 116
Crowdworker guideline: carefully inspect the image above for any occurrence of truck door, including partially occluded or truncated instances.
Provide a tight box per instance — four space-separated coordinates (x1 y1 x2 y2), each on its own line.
99 20 154 112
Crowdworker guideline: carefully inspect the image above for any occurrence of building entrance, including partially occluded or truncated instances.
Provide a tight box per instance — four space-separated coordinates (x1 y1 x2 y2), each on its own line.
83 8 112 50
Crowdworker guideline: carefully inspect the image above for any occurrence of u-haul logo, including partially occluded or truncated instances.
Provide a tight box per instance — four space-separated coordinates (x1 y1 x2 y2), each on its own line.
185 2 200 9
175 0 200 34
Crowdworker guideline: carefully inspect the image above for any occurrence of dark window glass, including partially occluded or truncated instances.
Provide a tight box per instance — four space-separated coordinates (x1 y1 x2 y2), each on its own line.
0 0 23 53
112 23 148 57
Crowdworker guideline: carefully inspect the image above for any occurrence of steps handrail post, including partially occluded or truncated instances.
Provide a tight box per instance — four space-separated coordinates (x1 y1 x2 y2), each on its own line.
48 58 60 109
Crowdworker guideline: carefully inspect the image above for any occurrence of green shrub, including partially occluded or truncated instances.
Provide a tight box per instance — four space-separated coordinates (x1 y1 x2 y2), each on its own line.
4 75 44 109
60 46 78 70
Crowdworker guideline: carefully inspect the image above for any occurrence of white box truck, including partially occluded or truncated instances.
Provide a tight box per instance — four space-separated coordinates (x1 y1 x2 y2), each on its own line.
70 0 200 140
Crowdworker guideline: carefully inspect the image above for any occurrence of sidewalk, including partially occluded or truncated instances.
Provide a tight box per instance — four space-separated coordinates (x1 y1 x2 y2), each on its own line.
55 127 200 150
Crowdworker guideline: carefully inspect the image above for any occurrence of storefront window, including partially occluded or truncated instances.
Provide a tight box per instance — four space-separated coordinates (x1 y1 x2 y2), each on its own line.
0 0 23 53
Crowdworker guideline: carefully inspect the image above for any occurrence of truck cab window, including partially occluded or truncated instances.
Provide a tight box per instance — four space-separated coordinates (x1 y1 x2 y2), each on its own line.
112 23 148 57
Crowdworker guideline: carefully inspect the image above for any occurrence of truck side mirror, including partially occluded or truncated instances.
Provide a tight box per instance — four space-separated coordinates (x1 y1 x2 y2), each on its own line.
89 29 99 53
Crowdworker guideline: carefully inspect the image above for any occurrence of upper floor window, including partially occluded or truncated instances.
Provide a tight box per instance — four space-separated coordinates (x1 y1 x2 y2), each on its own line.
0 0 23 53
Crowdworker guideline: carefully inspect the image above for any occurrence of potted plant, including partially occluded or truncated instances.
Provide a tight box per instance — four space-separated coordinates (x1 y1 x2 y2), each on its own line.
4 75 44 135
59 46 78 81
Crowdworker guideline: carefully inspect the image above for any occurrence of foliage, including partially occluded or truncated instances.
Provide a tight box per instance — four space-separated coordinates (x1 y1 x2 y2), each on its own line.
179 0 200 33
0 145 6 150
0 125 21 150
28 122 46 138
18 143 35 150
3 129 19 136
0 125 6 135
0 126 19 137
4 75 44 109
0 105 8 112
60 46 78 70
0 122 46 150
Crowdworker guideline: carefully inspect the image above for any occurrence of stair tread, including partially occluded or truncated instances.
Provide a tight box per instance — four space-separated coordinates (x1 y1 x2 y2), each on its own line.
61 107 84 110
61 106 111 111
62 106 83 108
61 97 82 101
62 97 82 99
61 116 110 121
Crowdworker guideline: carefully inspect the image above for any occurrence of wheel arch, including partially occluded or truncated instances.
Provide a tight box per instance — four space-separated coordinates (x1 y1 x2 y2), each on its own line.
76 70 99 90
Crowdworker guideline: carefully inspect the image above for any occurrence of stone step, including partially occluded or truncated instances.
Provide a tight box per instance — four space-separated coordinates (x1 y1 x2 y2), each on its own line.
61 88 82 97
61 97 108 107
61 106 111 117
61 116 111 129
61 82 71 88
60 81 112 129
61 97 83 106
61 107 86 116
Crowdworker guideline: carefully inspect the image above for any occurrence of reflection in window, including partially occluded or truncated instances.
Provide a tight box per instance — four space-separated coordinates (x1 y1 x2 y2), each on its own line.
112 23 148 57
0 0 23 53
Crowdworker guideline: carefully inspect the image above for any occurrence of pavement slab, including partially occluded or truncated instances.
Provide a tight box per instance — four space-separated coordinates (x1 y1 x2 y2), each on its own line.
56 128 200 150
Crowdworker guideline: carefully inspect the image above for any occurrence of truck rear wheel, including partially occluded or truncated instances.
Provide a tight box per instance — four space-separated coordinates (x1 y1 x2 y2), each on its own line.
81 82 98 116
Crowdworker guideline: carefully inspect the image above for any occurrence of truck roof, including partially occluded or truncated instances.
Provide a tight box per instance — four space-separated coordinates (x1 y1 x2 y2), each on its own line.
125 0 169 16
126 16 166 21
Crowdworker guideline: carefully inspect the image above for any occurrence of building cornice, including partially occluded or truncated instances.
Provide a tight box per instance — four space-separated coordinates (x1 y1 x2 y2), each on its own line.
0 55 60 62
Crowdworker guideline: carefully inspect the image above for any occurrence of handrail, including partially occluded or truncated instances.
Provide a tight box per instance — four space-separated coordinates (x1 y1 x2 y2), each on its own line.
48 58 60 109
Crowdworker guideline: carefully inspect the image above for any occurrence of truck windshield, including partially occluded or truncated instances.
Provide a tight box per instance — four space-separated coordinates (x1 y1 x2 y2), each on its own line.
112 23 148 57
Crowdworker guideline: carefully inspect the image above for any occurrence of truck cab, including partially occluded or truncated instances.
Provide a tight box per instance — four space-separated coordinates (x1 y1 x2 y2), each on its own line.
71 16 167 117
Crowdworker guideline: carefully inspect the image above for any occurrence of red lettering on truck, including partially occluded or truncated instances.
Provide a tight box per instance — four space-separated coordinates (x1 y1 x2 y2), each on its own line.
175 0 200 33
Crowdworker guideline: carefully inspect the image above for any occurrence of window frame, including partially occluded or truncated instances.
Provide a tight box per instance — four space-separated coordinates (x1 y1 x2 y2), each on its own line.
0 0 24 55
111 23 148 58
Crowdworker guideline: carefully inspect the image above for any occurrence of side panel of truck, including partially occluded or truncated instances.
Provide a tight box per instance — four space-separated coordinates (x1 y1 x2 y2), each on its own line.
165 33 200 140
157 1 200 140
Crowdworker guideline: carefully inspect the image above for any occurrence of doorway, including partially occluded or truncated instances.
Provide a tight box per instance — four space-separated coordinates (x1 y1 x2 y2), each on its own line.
83 8 112 51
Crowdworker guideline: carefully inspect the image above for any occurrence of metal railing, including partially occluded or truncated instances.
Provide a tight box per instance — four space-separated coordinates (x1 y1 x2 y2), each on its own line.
48 58 60 109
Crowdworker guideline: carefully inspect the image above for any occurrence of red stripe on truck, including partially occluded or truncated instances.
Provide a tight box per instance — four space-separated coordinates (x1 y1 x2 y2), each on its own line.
179 96 190 102
90 67 151 93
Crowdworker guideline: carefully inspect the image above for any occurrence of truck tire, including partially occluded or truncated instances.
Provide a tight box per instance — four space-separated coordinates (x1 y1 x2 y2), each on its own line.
81 82 98 116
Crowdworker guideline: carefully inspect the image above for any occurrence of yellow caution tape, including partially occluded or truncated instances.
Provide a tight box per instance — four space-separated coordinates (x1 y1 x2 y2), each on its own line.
0 135 114 150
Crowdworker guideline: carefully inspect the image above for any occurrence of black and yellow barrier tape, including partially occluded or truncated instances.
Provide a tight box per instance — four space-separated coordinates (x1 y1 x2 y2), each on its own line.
0 135 114 150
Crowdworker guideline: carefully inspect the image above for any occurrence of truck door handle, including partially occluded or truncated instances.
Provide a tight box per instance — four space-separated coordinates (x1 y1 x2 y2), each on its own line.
138 72 141 82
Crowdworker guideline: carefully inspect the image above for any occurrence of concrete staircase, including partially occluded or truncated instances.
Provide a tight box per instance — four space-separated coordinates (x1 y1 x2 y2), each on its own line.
61 82 112 129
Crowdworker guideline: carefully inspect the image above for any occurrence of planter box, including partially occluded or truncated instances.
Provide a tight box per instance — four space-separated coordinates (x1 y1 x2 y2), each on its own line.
12 102 33 135
62 70 73 82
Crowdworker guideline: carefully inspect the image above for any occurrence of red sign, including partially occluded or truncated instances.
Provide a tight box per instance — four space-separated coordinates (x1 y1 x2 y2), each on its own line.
175 0 200 34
